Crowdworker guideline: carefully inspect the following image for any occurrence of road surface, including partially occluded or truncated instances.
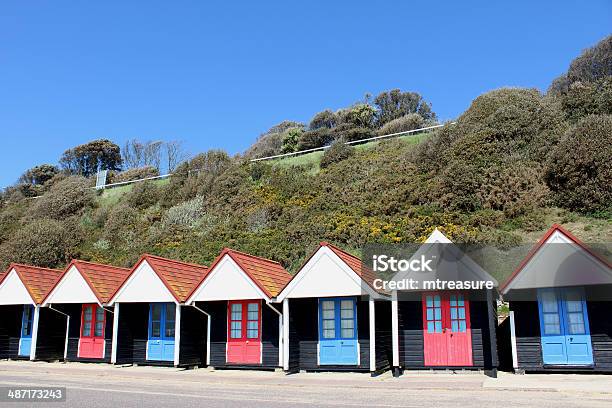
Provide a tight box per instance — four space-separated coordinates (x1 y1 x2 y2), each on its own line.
0 361 610 407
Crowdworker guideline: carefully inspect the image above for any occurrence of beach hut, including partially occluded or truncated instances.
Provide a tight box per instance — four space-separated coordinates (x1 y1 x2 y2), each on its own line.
186 248 292 369
0 264 63 360
276 242 391 374
41 260 131 362
390 229 499 377
500 224 612 373
107 254 209 367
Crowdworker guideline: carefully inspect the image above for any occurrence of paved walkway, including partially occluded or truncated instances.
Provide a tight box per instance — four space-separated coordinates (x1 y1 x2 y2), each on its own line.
0 361 610 407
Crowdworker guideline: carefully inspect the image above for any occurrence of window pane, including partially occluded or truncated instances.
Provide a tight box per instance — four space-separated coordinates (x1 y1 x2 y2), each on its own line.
231 303 242 321
427 322 435 333
341 329 353 338
458 308 465 319
166 304 176 323
230 321 242 338
340 307 354 319
83 322 92 337
426 308 433 321
457 295 464 306
94 322 104 337
323 309 334 319
434 296 440 307
322 301 334 311
568 313 585 334
340 319 354 330
322 320 334 330
247 321 259 338
450 308 457 320
96 306 104 322
565 300 582 313
434 308 441 320
84 306 93 322
151 304 162 321
541 292 558 313
323 329 335 338
151 321 161 337
434 321 442 333
426 296 433 307
165 320 175 338
451 321 458 332
450 295 456 306
459 321 467 332
247 303 259 321
340 300 353 310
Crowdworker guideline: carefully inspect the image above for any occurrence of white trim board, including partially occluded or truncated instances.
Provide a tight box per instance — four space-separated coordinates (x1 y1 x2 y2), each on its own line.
187 255 269 303
277 246 380 301
0 269 35 305
43 266 100 306
109 260 177 305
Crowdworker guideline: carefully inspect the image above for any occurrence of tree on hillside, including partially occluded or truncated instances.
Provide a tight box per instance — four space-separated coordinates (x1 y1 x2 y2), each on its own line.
374 89 436 126
245 121 304 159
18 164 59 185
549 35 612 95
60 139 122 177
309 110 338 130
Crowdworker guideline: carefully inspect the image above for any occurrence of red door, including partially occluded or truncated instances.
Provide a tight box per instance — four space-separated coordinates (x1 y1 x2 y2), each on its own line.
422 292 473 366
227 300 262 364
78 304 106 359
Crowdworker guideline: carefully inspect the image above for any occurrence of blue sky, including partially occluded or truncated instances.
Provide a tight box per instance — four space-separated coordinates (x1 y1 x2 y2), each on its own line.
1 1 610 188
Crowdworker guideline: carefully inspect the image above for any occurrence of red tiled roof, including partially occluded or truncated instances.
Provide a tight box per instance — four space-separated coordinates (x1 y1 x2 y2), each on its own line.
1 263 63 304
113 254 210 303
43 260 131 304
500 224 612 293
320 242 382 293
189 248 292 299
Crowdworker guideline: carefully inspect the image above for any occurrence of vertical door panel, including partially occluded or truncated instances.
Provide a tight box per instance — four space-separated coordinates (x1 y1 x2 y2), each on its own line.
78 304 106 359
18 305 34 357
446 294 473 366
538 289 567 364
563 288 593 365
423 294 447 366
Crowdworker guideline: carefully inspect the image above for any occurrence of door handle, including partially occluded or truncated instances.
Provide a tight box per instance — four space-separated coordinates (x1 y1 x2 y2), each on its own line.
246 341 249 344
570 337 573 342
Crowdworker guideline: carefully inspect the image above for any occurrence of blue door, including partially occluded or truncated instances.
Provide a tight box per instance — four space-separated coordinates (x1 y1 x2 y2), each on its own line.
19 305 34 357
319 298 358 365
538 288 593 365
147 303 176 362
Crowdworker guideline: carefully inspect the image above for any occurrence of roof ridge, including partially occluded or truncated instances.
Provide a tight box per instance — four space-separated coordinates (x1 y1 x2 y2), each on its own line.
143 253 209 269
223 248 283 265
322 242 362 261
72 259 131 271
8 263 63 273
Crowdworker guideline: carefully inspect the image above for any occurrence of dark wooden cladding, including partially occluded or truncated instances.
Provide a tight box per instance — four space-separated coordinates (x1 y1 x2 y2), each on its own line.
397 289 497 370
115 303 149 365
374 300 392 371
195 300 281 369
0 305 22 359
35 307 66 361
178 305 207 366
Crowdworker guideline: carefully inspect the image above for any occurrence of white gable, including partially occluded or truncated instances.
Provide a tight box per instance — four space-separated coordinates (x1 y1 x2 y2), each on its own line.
187 255 267 303
503 229 612 293
109 260 176 304
425 228 452 243
0 269 35 305
43 266 100 306
277 246 376 301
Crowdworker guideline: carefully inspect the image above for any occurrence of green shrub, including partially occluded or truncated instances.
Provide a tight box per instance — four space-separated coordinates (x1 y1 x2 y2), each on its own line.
297 128 334 150
125 181 161 209
544 115 612 213
0 219 79 268
112 166 160 183
378 113 425 135
320 141 354 169
29 176 94 220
